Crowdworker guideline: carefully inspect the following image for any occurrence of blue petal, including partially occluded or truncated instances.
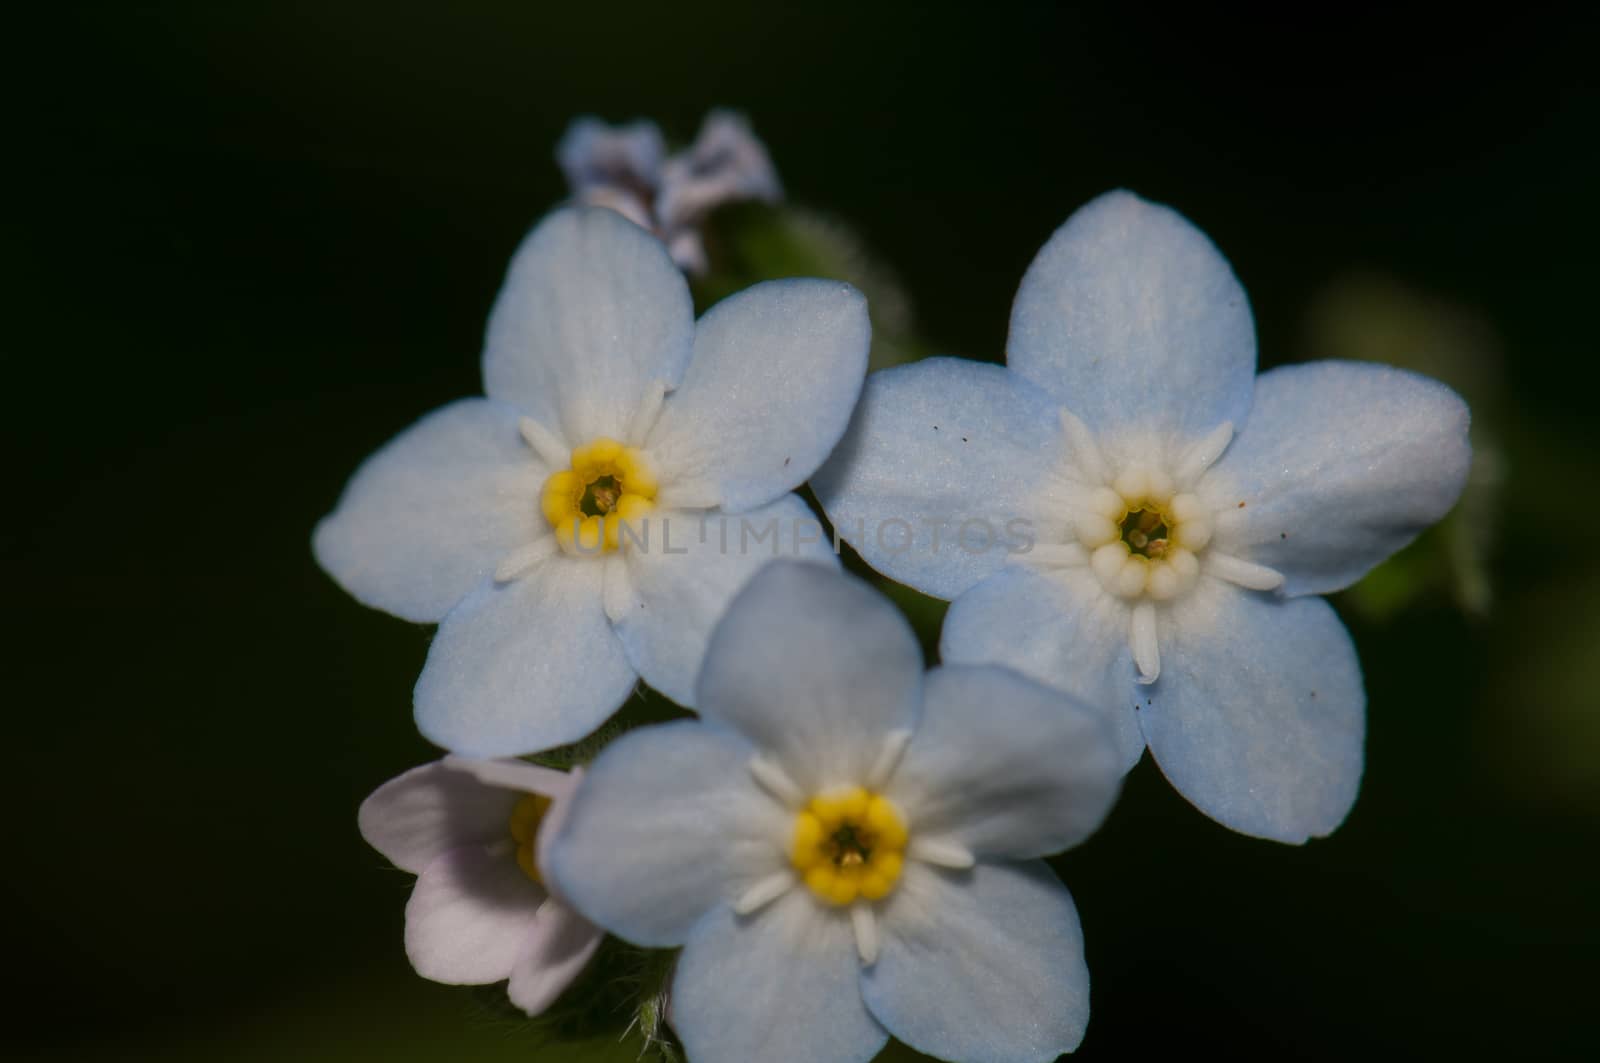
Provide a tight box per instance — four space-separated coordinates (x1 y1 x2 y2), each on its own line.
414 559 637 757
1205 360 1472 596
940 566 1145 771
1140 579 1365 843
646 279 869 514
555 117 664 198
543 721 784 947
611 495 840 706
884 665 1122 859
674 891 886 1063
863 861 1090 1063
695 563 922 793
812 357 1067 601
313 399 543 623
1007 190 1256 441
482 207 695 444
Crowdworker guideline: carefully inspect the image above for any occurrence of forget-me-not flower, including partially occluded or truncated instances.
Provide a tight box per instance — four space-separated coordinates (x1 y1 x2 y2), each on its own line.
557 110 782 274
315 206 866 755
358 757 602 1016
814 190 1471 844
546 562 1122 1063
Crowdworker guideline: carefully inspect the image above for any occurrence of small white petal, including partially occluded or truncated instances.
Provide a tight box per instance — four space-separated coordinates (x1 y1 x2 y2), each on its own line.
865 728 914 791
506 901 604 1017
601 554 637 623
1113 466 1150 502
1074 512 1118 548
733 870 796 916
358 761 519 874
1147 561 1181 600
1131 601 1160 684
1087 485 1124 519
1174 420 1236 487
851 903 880 966
1058 408 1108 484
1145 468 1175 504
627 379 671 445
908 837 976 870
1168 546 1200 583
405 845 544 984
1115 557 1149 598
1174 513 1214 551
1090 542 1129 588
518 416 570 469
748 754 807 809
494 536 557 583
1207 552 1287 591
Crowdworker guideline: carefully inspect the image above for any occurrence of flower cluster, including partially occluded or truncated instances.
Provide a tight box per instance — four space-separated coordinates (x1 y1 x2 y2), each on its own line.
320 126 1471 1061
557 110 782 274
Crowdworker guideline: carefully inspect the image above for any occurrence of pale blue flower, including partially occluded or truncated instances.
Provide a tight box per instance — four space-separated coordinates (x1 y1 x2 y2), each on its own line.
546 562 1122 1063
315 206 866 756
557 110 782 274
814 190 1472 844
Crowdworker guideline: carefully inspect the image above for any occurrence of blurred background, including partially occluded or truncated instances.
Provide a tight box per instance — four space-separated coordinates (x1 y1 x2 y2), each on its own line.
9 5 1598 1060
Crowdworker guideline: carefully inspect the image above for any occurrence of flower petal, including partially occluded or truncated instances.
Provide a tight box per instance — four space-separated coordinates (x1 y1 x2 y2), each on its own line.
674 890 886 1063
358 760 520 874
405 844 544 985
694 562 923 793
645 279 869 514
863 861 1090 1063
812 357 1067 601
313 399 543 623
482 207 695 443
656 109 783 233
884 664 1121 860
506 901 604 1017
1140 579 1365 843
414 559 637 757
1007 190 1256 443
939 565 1145 771
1205 360 1472 597
556 116 664 208
611 496 840 705
544 721 784 947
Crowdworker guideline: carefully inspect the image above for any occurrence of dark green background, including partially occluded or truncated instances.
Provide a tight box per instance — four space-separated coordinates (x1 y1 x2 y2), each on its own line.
10 5 1597 1060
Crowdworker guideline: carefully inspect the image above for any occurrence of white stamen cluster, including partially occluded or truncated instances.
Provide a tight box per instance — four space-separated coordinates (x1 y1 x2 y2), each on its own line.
1036 412 1288 685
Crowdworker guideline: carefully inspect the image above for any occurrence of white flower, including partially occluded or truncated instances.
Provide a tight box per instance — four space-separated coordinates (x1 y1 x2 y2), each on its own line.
545 562 1123 1063
314 206 867 755
814 190 1473 843
557 110 782 274
357 757 601 1016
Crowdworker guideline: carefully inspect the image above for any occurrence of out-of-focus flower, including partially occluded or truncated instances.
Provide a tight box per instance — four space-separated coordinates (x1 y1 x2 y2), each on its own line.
547 562 1122 1063
557 110 782 274
358 758 601 1016
815 190 1472 844
314 206 866 755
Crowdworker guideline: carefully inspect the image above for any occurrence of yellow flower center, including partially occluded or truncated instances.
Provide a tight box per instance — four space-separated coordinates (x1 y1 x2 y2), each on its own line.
790 786 908 906
509 792 553 886
540 437 658 555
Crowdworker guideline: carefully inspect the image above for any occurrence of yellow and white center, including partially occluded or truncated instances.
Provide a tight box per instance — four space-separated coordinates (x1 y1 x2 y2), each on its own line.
789 785 908 906
509 792 553 886
540 437 658 555
1075 466 1213 601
